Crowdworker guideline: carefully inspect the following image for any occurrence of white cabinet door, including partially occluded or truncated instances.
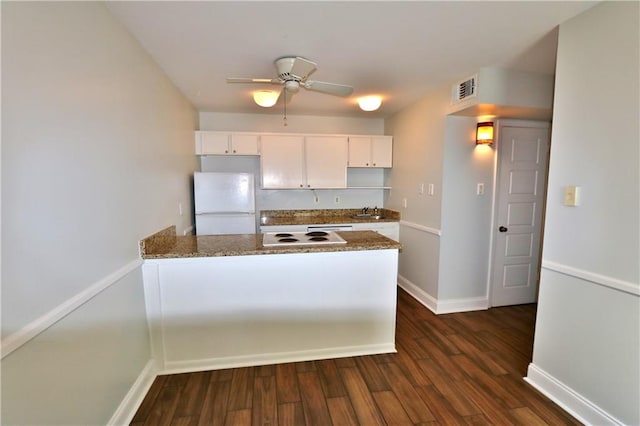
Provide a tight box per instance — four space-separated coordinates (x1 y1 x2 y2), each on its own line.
305 136 348 188
347 136 372 167
261 135 305 188
371 136 393 167
230 133 259 155
348 136 393 168
195 131 259 155
196 131 230 155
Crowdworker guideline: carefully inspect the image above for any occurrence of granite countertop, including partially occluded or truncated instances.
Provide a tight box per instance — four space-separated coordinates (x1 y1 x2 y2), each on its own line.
260 208 400 226
141 226 402 259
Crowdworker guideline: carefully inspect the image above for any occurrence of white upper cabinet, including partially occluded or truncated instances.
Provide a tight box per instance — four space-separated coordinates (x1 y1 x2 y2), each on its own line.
195 131 259 155
260 135 306 188
305 136 348 188
229 133 260 155
261 135 347 189
348 136 393 168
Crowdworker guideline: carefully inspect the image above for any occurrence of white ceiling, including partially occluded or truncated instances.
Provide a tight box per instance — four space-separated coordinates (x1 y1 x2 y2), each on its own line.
106 1 597 119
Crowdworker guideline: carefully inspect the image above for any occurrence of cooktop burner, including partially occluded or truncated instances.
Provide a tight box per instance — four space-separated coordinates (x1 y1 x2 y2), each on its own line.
262 231 347 247
306 231 328 237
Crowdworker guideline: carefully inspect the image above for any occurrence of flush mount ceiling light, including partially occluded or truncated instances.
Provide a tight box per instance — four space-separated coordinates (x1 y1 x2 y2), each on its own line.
476 121 494 145
253 90 279 107
358 96 382 112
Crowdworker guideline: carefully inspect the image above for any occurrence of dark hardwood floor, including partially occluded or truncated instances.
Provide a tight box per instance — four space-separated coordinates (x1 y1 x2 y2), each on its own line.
131 288 581 425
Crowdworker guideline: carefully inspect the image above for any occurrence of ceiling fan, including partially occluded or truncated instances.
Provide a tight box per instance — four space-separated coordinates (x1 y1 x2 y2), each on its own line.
226 56 354 105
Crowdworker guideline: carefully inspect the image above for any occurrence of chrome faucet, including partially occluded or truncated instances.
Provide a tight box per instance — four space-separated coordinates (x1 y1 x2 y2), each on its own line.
373 206 380 215
361 207 369 215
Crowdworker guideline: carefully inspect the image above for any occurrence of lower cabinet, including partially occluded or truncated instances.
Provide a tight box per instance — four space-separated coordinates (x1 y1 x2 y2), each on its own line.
352 222 399 242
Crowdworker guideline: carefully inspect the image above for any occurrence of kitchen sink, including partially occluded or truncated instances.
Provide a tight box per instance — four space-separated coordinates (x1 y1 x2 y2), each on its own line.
352 214 385 220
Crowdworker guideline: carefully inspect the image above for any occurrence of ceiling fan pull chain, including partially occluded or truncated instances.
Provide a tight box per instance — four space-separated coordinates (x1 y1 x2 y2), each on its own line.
283 87 288 126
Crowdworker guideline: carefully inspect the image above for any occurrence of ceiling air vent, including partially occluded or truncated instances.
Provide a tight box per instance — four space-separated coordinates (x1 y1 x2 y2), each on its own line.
452 74 477 103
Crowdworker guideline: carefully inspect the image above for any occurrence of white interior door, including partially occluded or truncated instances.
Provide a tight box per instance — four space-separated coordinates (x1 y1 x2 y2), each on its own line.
491 123 550 307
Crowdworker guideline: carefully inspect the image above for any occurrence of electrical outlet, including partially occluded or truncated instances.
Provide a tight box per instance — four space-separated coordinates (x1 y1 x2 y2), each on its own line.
428 184 435 196
178 203 183 216
314 195 320 204
419 183 425 195
402 198 408 208
477 183 485 196
335 196 340 204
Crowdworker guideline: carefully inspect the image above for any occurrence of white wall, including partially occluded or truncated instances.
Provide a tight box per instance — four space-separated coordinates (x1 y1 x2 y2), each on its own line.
1 2 198 424
199 112 387 212
438 116 495 300
449 67 555 119
477 68 554 110
385 86 449 300
199 111 384 134
527 2 639 424
385 87 448 227
386 68 555 312
385 84 498 309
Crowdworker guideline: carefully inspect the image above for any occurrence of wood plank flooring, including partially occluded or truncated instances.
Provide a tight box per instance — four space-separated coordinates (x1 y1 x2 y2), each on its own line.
131 289 581 425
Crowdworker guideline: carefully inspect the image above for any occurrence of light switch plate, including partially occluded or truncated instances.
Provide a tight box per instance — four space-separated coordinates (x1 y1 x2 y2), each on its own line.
564 186 580 206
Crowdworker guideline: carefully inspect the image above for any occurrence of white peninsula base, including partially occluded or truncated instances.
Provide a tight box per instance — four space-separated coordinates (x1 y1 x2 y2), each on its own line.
143 249 398 374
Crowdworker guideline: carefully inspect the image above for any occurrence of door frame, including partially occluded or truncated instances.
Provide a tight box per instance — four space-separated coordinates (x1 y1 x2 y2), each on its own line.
486 119 552 307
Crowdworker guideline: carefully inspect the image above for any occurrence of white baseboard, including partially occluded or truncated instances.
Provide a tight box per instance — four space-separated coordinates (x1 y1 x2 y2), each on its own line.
108 359 158 426
397 274 488 314
525 363 623 426
159 343 396 375
398 275 438 313
436 296 488 314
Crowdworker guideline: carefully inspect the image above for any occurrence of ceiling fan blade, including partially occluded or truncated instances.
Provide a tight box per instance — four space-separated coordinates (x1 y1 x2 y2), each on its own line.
304 80 354 96
290 57 317 80
226 77 280 84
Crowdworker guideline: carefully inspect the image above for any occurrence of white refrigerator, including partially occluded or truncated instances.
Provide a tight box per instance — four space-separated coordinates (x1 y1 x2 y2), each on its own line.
194 172 256 235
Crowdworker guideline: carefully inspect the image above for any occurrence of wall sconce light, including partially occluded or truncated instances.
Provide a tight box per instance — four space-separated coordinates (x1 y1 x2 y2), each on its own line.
253 90 279 108
358 96 382 112
476 122 494 145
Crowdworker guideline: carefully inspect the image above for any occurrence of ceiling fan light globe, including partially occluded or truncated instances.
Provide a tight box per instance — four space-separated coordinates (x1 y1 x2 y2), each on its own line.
358 96 382 111
284 80 300 93
253 90 279 107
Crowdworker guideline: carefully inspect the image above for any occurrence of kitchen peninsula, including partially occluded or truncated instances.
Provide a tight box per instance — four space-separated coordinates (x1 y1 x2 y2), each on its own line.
140 227 401 374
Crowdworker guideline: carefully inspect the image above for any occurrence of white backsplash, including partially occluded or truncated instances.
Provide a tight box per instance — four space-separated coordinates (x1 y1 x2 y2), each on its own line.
199 156 387 211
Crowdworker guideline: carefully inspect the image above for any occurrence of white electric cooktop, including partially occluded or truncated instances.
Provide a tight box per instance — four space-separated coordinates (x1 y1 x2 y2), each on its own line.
262 231 347 247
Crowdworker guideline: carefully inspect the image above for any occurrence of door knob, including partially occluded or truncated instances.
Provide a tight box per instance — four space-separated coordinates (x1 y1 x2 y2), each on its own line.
499 226 508 232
